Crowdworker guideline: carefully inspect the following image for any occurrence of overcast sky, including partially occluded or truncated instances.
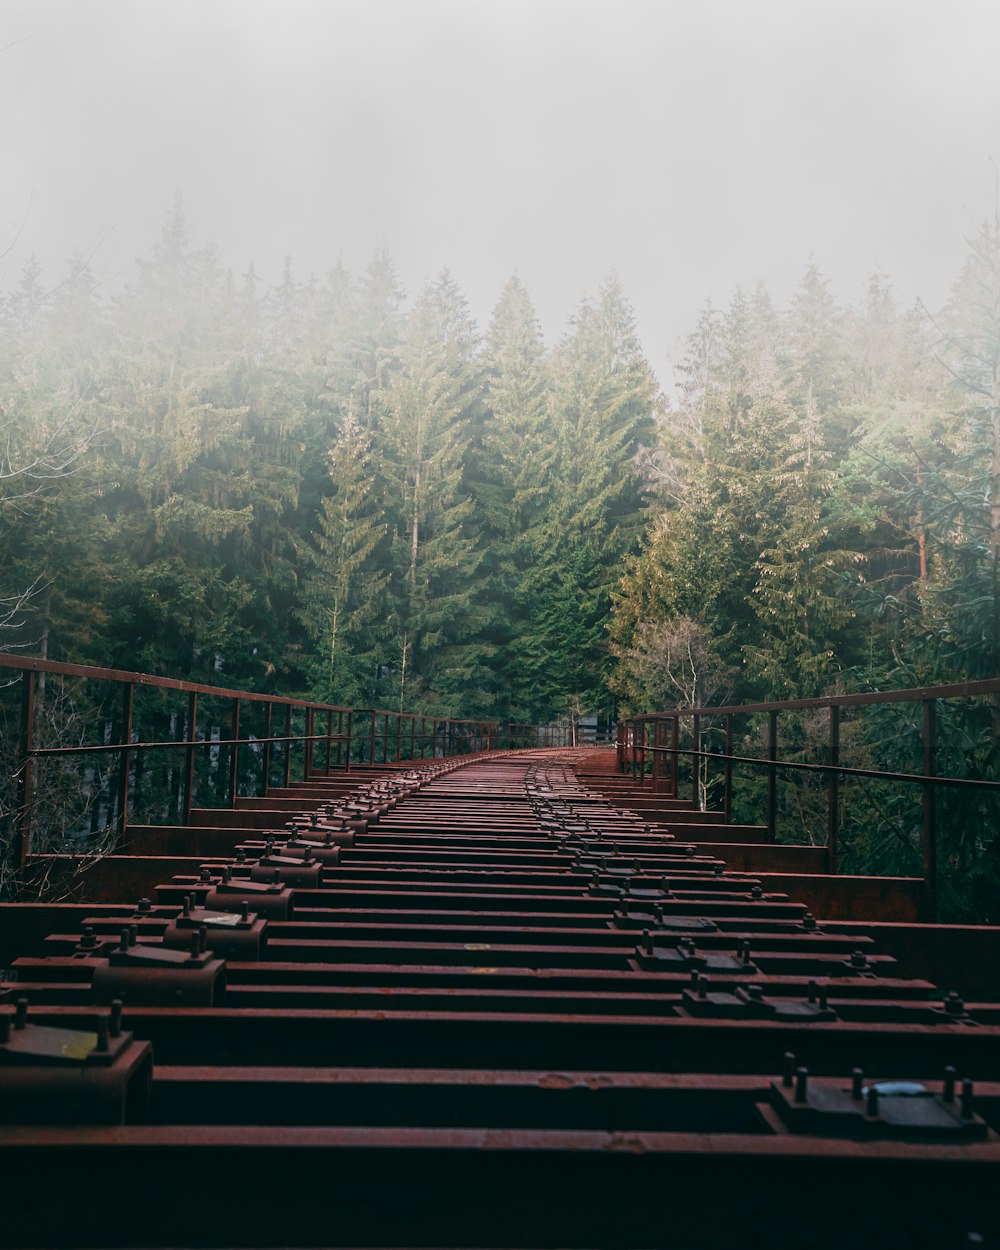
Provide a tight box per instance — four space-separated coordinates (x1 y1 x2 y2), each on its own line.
2 0 999 384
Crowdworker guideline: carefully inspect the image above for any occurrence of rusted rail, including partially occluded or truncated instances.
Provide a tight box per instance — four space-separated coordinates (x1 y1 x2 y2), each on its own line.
0 747 998 1247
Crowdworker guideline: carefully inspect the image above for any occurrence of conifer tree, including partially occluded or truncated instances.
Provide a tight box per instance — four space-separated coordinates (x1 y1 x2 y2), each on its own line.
381 271 489 711
300 412 388 705
476 276 554 718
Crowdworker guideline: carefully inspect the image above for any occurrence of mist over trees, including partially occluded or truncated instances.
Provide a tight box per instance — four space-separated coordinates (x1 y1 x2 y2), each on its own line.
4 199 1000 732
0 202 659 727
4 200 1000 916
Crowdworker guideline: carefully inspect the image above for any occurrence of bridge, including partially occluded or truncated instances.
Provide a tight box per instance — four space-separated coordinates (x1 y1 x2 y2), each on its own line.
1 656 998 1248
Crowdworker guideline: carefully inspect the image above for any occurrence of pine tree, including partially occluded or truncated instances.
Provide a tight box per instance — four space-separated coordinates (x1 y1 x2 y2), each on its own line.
300 412 388 705
476 275 554 718
541 275 660 718
381 271 489 712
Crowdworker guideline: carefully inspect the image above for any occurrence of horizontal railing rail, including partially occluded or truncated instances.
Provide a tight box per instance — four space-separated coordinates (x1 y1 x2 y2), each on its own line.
0 655 544 870
615 678 1000 919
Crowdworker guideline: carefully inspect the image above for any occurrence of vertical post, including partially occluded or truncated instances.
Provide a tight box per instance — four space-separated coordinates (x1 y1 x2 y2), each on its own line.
766 710 778 844
409 715 416 762
383 713 390 764
827 704 840 873
670 716 679 797
283 705 292 788
344 710 353 773
922 699 937 921
15 669 37 865
304 707 314 780
228 698 241 806
261 700 272 798
325 710 333 774
692 712 701 808
368 711 376 765
117 681 135 841
336 711 344 769
396 713 402 763
183 691 199 823
724 714 733 824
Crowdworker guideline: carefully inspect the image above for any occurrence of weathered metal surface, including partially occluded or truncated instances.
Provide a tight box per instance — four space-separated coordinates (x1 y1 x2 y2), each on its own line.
1 746 999 1250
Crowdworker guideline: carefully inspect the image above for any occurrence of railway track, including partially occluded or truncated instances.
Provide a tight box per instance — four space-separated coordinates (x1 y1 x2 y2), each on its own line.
1 748 998 1248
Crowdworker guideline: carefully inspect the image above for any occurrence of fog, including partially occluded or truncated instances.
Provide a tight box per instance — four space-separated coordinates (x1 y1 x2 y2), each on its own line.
3 0 1000 381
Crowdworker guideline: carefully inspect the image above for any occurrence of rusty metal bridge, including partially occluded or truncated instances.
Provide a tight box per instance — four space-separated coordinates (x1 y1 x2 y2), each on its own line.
1 656 998 1248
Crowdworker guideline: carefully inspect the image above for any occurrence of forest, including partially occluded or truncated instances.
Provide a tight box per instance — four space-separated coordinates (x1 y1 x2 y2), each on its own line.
2 202 999 918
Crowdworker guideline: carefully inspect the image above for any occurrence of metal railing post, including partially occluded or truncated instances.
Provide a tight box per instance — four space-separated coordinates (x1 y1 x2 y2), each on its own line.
692 712 701 808
724 713 733 824
117 681 135 841
261 700 272 797
15 669 37 864
229 698 242 804
766 710 778 844
828 705 840 872
283 705 292 788
670 716 679 797
923 699 937 920
183 691 199 822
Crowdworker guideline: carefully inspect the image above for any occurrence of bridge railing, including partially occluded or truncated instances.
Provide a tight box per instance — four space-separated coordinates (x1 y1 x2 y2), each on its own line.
0 654 530 866
616 679 1000 918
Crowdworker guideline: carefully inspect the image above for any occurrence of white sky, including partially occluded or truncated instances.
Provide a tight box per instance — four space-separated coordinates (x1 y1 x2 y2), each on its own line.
2 0 999 385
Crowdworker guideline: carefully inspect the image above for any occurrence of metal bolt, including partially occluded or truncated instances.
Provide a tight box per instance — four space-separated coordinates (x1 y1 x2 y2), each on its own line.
794 1067 809 1103
200 868 211 882
851 1068 864 1100
697 974 708 1000
961 1078 975 1119
241 902 249 921
222 865 232 883
236 849 246 862
14 998 28 1029
850 950 867 969
119 928 130 953
183 895 192 916
740 940 752 965
802 912 817 930
129 925 138 947
198 924 208 954
944 991 965 1017
867 1086 880 1117
643 929 652 955
943 1066 956 1103
110 1000 123 1038
782 1052 797 1088
819 985 829 1010
807 980 817 1003
95 1019 109 1052
190 932 201 958
138 897 151 913
750 885 763 900
746 984 763 1001
79 926 97 950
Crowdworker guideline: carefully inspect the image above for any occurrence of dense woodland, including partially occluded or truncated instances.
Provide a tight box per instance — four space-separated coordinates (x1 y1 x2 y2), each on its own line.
2 201 999 917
